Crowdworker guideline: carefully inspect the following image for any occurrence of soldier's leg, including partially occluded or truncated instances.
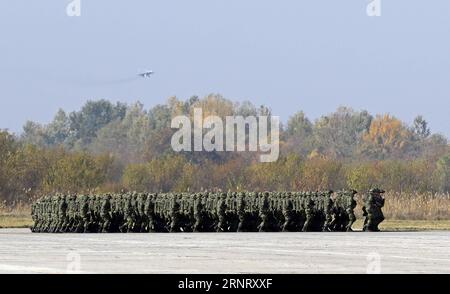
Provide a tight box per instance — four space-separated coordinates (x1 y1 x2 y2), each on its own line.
59 219 66 233
282 214 294 232
340 213 349 232
302 212 312 232
74 218 82 233
65 218 72 233
257 219 265 232
47 220 52 233
148 216 157 232
216 217 225 232
366 213 376 232
346 212 356 232
83 218 91 233
237 219 244 232
55 220 61 233
323 212 333 232
119 222 127 233
48 220 54 233
193 216 201 232
140 216 148 232
102 219 111 233
58 218 66 233
363 214 369 231
377 211 385 231
126 217 134 233
170 216 179 233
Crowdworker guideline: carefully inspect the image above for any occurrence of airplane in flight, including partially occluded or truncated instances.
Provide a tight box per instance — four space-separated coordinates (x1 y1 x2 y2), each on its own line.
138 71 154 78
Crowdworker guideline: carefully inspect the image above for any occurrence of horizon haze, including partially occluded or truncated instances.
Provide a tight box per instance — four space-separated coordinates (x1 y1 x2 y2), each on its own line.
1 1 449 137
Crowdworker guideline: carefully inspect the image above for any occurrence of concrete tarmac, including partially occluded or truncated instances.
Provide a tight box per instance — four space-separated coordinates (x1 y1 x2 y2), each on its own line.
0 229 449 274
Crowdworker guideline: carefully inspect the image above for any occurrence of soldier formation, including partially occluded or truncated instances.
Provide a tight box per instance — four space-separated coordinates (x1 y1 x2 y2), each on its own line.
31 189 385 233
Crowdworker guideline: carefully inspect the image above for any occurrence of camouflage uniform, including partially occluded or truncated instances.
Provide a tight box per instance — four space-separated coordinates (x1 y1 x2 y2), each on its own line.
302 193 315 232
237 193 249 232
100 195 112 233
169 194 182 232
56 195 68 233
258 192 275 232
345 190 357 232
120 193 135 233
78 195 90 233
193 194 206 232
215 193 227 232
322 190 334 232
363 188 385 232
282 198 296 232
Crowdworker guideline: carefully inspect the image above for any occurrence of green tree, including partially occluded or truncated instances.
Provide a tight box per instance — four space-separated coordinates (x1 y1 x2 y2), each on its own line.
312 107 372 158
412 115 430 139
0 131 19 203
43 152 113 193
67 100 127 147
122 163 151 192
123 155 193 192
435 152 450 192
346 162 380 192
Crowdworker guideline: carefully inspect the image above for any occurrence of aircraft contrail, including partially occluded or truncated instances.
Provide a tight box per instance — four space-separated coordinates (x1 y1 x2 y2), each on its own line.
67 70 154 87
26 69 155 88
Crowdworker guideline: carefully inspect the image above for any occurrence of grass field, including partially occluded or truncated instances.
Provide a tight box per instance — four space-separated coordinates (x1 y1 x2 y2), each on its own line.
1 212 449 231
353 219 450 231
0 214 32 228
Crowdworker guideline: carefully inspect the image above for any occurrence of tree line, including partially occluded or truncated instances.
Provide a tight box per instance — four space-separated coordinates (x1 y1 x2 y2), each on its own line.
1 95 449 205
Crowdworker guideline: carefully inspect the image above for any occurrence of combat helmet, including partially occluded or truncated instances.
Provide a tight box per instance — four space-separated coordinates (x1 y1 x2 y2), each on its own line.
369 188 385 194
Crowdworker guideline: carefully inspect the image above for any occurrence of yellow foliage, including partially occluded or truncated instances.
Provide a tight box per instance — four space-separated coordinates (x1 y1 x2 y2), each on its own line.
191 94 234 118
364 114 411 148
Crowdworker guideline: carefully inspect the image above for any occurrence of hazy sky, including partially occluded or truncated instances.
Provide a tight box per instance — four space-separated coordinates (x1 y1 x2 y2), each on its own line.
1 1 449 137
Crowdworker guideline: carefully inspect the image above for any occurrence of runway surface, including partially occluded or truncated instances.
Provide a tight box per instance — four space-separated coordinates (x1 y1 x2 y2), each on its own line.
0 229 449 274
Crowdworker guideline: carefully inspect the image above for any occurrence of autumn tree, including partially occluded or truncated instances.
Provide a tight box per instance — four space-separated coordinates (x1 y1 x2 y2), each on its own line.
301 158 344 191
246 154 304 191
359 114 414 159
123 155 195 192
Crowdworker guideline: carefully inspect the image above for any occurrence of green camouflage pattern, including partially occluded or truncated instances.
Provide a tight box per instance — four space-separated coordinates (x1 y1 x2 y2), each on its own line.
30 189 384 233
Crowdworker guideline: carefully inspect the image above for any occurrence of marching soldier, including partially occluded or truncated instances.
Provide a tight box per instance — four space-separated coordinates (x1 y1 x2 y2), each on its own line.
363 188 385 232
